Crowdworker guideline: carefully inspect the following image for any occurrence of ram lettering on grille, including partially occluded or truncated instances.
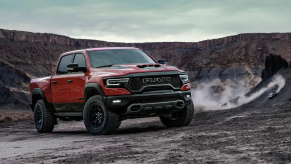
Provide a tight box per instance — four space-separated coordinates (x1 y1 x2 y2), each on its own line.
127 76 182 91
143 77 170 83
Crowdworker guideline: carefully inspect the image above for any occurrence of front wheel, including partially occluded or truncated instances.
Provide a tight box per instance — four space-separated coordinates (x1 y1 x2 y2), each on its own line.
83 95 120 135
160 101 194 127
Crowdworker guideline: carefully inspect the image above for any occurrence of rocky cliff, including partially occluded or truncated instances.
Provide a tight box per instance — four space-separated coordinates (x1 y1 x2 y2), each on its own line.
0 28 291 109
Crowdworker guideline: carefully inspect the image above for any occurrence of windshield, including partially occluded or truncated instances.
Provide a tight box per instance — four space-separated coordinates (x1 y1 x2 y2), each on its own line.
87 49 156 68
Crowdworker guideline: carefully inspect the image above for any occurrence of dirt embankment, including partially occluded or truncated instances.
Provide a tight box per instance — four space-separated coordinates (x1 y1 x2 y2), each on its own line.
0 85 31 123
0 110 33 123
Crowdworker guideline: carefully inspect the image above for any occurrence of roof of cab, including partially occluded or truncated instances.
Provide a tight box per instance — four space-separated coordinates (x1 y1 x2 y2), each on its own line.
61 47 139 56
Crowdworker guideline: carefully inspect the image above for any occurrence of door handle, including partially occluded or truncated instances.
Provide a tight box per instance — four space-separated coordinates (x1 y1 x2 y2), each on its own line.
52 81 57 84
67 79 73 83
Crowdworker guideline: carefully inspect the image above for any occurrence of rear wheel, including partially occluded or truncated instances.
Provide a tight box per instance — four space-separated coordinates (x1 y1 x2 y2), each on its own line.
34 99 55 133
160 101 194 127
83 95 120 135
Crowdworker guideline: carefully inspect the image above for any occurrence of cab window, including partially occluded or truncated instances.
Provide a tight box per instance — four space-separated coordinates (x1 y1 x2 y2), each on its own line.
73 53 87 67
57 54 74 74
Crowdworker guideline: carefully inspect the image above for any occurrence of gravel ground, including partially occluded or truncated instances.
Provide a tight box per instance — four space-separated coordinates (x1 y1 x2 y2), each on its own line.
1 102 291 163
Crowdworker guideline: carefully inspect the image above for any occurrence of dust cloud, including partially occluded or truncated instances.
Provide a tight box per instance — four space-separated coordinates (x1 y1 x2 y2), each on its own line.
192 75 286 110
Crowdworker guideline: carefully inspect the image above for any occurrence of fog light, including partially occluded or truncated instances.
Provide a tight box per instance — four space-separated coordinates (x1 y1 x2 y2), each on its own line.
185 95 191 100
112 100 121 103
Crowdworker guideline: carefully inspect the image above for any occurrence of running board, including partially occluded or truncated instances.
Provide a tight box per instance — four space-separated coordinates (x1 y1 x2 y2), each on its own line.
54 112 83 117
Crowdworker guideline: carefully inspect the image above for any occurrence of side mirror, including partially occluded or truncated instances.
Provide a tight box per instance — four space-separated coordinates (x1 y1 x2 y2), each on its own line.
67 63 87 72
158 59 166 65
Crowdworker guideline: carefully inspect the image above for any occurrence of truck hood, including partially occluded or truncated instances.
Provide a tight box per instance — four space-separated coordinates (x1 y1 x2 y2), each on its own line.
91 64 184 77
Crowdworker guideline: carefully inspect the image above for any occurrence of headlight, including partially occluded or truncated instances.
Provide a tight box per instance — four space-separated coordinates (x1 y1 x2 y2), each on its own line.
106 78 129 86
179 75 189 84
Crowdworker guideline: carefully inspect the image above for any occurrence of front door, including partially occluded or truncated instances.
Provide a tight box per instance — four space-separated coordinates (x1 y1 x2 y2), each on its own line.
67 53 88 110
51 54 74 110
51 53 88 112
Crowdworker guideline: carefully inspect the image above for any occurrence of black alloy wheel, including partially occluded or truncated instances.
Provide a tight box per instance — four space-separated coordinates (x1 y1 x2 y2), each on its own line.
34 104 43 129
89 104 105 128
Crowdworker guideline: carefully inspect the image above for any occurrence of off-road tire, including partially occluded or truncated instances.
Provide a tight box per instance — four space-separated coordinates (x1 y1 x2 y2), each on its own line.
160 101 194 127
34 99 55 133
83 95 120 135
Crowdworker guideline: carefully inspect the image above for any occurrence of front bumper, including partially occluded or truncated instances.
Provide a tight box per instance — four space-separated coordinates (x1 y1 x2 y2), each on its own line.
103 91 192 116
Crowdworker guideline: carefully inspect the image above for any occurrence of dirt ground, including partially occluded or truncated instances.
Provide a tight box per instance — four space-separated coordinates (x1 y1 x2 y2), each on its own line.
1 102 291 164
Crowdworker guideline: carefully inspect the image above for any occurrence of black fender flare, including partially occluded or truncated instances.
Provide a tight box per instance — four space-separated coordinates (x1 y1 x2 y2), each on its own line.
84 83 106 102
32 88 48 102
31 88 54 111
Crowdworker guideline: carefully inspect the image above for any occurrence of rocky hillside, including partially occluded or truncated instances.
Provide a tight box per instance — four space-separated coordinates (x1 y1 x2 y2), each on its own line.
0 29 291 109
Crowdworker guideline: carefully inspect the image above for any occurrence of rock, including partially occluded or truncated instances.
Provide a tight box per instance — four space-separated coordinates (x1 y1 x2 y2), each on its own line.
261 54 288 81
0 86 30 109
3 116 12 122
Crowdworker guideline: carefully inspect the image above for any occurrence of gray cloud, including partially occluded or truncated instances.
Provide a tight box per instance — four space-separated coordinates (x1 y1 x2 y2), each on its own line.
0 0 290 42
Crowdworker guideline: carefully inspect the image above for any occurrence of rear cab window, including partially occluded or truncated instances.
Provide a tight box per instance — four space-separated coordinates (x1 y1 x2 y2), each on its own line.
57 54 74 74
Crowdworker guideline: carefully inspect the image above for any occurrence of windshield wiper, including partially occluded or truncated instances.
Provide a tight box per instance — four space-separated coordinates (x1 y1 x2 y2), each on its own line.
95 64 114 68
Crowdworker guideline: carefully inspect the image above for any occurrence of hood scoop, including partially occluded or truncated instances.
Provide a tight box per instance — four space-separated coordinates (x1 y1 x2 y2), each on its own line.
137 64 161 68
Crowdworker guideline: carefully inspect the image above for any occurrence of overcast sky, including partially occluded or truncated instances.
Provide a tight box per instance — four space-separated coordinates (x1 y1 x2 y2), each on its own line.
0 0 290 42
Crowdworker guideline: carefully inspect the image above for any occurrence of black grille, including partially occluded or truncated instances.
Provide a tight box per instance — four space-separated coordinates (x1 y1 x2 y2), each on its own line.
127 76 182 91
134 97 181 103
142 86 173 92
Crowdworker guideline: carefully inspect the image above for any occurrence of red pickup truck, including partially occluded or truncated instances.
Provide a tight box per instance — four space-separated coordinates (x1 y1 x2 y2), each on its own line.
30 47 193 135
